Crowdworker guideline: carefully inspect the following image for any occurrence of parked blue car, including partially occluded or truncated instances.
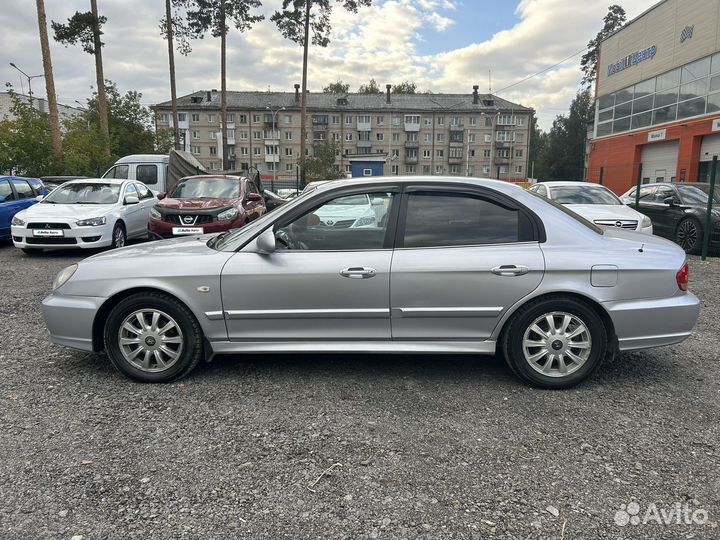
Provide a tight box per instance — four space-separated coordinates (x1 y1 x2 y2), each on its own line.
0 176 49 241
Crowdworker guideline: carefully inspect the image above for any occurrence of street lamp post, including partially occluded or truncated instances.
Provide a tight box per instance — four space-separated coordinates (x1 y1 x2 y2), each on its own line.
9 62 44 106
266 104 286 189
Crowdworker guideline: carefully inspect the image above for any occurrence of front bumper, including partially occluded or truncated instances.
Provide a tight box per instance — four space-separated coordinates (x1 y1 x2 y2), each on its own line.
148 217 242 239
42 293 105 351
12 222 113 249
604 292 700 351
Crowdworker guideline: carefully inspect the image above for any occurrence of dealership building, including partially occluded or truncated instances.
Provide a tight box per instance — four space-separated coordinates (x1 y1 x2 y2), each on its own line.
587 0 720 193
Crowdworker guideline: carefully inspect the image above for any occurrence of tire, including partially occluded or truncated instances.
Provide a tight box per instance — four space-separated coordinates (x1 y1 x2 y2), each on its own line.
21 248 43 255
111 222 126 249
103 292 203 383
501 296 607 389
675 218 703 255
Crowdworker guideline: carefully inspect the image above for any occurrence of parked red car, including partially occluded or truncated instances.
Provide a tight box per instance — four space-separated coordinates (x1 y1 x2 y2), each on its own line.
148 175 266 239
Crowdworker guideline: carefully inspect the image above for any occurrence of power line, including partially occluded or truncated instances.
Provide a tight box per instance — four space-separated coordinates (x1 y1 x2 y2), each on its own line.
494 46 589 95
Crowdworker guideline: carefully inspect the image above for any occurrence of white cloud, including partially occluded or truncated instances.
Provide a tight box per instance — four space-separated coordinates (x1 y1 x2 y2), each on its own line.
0 0 652 130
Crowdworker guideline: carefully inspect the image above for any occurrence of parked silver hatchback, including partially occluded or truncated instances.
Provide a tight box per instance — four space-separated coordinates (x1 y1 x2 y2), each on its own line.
42 177 700 388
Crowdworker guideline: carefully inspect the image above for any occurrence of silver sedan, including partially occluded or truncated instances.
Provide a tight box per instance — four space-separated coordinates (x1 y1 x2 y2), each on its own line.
42 177 700 388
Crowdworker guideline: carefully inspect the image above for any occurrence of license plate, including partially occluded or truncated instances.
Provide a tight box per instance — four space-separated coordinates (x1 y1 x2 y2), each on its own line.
32 229 64 237
172 227 204 235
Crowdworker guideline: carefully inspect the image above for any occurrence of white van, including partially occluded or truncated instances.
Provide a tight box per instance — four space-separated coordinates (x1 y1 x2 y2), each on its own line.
103 154 169 193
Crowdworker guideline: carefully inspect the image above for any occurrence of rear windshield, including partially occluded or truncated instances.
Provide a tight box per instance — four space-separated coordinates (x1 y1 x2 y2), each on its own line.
552 186 622 205
527 191 604 234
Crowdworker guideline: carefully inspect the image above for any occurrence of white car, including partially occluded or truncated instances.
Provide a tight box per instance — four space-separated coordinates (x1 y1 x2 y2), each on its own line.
313 193 380 228
11 178 156 254
528 181 653 234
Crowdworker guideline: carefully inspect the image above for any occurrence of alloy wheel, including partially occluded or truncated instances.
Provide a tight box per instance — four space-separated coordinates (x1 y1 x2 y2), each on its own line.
676 220 698 252
113 226 126 248
118 309 184 372
522 311 592 378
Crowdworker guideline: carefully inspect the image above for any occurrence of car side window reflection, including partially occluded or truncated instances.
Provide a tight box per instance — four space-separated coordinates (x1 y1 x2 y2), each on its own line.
275 192 395 251
0 179 16 202
403 192 520 248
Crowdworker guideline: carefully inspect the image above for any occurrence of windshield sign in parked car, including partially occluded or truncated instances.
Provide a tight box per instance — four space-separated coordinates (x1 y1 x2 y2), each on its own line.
11 179 156 254
42 177 699 389
621 182 720 253
148 175 266 239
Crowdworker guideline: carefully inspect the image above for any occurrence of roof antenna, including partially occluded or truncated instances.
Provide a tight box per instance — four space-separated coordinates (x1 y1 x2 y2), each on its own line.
638 243 645 253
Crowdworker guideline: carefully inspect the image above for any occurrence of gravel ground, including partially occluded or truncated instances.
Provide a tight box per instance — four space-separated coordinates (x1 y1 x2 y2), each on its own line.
0 241 718 540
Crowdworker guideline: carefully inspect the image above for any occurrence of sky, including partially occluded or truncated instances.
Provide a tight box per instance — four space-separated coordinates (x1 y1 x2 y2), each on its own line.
1 0 652 131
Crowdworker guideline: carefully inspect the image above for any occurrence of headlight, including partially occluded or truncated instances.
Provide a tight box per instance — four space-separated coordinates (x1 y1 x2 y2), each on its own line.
52 264 78 291
149 207 162 220
217 207 239 221
76 216 107 227
11 215 25 226
353 215 376 227
642 215 652 228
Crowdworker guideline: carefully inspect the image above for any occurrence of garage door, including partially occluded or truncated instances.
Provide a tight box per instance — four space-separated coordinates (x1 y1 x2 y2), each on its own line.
700 134 720 161
641 141 679 183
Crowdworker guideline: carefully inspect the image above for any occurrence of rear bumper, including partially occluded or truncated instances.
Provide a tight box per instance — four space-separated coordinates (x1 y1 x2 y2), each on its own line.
41 293 105 351
603 292 700 351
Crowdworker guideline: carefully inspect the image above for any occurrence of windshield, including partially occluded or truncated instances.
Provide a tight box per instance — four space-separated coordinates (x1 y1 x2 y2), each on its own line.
327 194 370 206
170 177 241 199
676 184 720 205
42 182 121 204
551 186 622 205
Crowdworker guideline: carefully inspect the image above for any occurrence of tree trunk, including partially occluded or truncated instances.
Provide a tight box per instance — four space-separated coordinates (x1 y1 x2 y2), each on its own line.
36 0 62 157
90 0 110 157
165 0 180 150
220 1 228 171
299 0 311 185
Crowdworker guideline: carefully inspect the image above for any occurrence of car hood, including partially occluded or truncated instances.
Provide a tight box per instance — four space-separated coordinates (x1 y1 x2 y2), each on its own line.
159 198 236 210
565 204 644 222
86 234 219 261
17 202 115 221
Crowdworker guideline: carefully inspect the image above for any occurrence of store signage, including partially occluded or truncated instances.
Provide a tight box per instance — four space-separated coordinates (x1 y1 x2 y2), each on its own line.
648 129 667 142
607 45 657 77
712 119 720 132
680 25 694 43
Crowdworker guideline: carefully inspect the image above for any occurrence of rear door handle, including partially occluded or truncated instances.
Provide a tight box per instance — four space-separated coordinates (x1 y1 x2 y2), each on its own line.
491 265 529 277
340 267 377 279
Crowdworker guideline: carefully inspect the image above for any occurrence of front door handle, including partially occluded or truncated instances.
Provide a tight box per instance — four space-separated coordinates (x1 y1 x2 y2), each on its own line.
340 267 377 279
491 264 529 277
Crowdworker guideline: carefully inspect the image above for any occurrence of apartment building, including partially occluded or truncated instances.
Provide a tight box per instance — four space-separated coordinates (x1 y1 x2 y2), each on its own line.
153 85 533 182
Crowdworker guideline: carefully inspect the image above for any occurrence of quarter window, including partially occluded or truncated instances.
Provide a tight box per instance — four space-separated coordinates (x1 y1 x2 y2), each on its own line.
402 192 520 248
136 165 158 185
135 183 153 199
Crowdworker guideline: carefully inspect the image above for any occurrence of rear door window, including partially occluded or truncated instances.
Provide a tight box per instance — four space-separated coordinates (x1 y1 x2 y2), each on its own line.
0 179 15 202
11 179 34 200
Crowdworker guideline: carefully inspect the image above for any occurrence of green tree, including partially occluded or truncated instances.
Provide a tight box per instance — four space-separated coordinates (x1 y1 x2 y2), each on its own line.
536 90 593 181
0 87 61 176
271 0 372 184
181 0 264 170
358 78 381 94
528 115 547 179
52 1 111 156
580 4 626 88
322 80 350 93
303 141 342 181
391 80 417 94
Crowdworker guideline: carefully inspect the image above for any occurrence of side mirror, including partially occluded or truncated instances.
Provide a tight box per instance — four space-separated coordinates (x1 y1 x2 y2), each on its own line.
157 192 166 200
256 228 276 254
247 192 263 202
124 195 140 205
35 195 44 202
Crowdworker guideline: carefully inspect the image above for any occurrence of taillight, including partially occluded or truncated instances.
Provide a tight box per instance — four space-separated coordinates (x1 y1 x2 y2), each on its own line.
676 263 689 291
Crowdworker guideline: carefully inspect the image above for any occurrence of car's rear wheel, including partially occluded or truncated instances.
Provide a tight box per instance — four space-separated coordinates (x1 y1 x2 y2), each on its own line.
111 223 126 249
21 248 43 255
675 218 703 254
103 292 203 382
502 297 607 389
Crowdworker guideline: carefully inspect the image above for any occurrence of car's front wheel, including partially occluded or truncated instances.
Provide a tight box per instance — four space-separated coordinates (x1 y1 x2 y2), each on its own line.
103 292 203 382
111 223 126 249
502 297 607 389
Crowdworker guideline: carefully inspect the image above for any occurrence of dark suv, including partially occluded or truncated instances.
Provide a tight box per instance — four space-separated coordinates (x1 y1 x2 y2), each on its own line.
621 182 720 254
148 175 266 239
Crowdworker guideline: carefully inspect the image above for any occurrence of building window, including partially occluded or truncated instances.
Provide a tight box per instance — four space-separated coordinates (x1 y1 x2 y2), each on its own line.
345 164 352 173
450 147 463 158
210 147 217 156
450 116 462 126
332 132 340 141
238 114 247 123
376 132 384 141
449 164 460 174
265 145 278 155
483 149 491 158
253 131 262 140
515 165 523 173
404 115 420 125
207 114 216 122
192 130 200 139
358 115 371 124
497 114 514 125
345 132 353 141
392 149 399 158
482 166 490 174
449 131 463 143
516 133 525 143
158 113 169 122
422 165 431 173
422 149 431 158
391 165 399 175
469 117 477 126
191 145 201 155
331 115 340 124
392 133 400 142
392 116 401 126
469 149 475 157
437 133 445 143
406 148 418 158
437 116 445 125
251 114 260 123
516 116 525 126
435 165 443 174
424 133 431 142
497 149 510 158
436 149 444 158
191 113 200 122
209 131 217 140
227 129 235 139
178 113 187 122
358 131 371 141
515 149 524 158
240 147 249 155
286 163 294 172
345 115 353 124
227 113 234 122
253 147 261 155
496 131 514 142
239 132 248 140
406 132 418 142
485 117 492 127
424 117 432 125
285 147 293 156
405 165 416 173
376 116 384 125
484 134 492 143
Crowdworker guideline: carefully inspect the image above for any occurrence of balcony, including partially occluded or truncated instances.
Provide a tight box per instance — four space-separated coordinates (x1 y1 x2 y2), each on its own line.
357 121 371 131
405 156 418 164
263 131 280 143
495 141 513 148
264 154 280 163
448 156 463 165
449 139 464 147
312 123 328 131
449 124 464 131
356 140 372 149
404 122 420 132
404 141 419 149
